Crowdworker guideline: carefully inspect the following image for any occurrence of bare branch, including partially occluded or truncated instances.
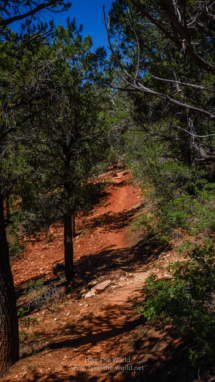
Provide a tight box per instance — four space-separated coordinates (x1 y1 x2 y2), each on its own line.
169 123 215 138
0 0 70 28
0 128 16 142
151 75 215 93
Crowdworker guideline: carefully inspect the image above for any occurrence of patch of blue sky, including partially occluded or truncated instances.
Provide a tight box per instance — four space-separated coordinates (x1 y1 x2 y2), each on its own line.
9 0 113 52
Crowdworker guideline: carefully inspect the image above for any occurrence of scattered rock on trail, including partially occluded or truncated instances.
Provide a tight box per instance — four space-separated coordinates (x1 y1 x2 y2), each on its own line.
85 289 96 298
128 273 133 278
95 280 111 293
87 280 98 288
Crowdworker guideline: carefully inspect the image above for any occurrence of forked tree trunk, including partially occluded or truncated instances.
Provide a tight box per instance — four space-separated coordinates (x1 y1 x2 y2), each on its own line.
64 213 74 283
0 193 19 378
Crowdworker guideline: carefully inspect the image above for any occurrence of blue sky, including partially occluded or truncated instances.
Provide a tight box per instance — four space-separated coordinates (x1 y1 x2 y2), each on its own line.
11 1 114 51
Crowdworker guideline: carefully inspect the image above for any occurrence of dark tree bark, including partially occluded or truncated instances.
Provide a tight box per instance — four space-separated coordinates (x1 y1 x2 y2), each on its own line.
0 192 19 378
6 195 10 223
71 214 75 239
64 213 74 283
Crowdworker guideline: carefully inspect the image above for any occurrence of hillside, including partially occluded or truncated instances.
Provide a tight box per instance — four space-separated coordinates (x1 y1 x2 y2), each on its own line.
2 170 197 382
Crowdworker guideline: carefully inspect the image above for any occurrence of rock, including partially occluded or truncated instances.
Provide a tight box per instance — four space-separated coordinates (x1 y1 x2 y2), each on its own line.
164 274 174 279
95 280 111 293
87 280 98 287
85 290 96 298
128 273 133 278
157 274 174 280
119 277 126 281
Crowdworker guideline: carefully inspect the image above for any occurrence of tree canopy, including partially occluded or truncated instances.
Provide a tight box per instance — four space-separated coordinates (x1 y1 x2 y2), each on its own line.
105 0 215 236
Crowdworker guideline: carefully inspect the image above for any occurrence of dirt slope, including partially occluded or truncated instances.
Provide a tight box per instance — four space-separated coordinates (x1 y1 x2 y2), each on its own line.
1 171 194 382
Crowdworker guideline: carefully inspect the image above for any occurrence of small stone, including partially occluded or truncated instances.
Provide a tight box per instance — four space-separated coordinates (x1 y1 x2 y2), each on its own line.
137 358 148 365
128 273 133 278
85 290 96 298
173 339 180 344
87 280 98 287
95 280 111 292
119 277 126 281
164 274 173 279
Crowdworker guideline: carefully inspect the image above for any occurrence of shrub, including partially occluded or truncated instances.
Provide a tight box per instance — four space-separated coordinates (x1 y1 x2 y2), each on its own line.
136 244 215 364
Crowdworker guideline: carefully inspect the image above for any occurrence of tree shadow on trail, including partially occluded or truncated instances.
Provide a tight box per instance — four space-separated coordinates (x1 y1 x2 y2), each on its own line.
18 281 196 381
16 232 170 315
82 183 144 232
15 235 199 382
18 301 197 382
74 235 170 280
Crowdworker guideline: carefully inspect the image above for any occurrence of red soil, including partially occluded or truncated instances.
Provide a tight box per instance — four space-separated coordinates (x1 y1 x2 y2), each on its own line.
1 170 187 382
11 171 144 289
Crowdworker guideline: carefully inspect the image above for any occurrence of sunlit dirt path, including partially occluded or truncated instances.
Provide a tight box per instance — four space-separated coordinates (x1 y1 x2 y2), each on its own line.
11 171 143 288
2 170 186 382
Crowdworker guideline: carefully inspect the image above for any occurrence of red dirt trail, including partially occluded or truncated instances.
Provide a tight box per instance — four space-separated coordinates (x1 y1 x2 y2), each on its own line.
1 170 184 382
11 172 143 288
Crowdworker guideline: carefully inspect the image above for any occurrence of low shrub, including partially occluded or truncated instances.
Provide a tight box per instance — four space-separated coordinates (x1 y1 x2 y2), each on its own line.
136 244 215 364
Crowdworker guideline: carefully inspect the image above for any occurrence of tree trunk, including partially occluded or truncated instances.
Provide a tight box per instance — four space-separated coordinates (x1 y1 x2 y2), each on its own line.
71 214 75 238
64 213 74 283
0 192 19 378
6 194 10 223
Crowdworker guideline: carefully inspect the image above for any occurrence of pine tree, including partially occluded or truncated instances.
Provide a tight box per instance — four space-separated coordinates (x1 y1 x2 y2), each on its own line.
0 1 71 376
17 23 111 283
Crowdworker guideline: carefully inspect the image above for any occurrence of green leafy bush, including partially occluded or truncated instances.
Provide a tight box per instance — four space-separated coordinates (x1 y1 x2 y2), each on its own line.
17 308 38 343
136 244 215 364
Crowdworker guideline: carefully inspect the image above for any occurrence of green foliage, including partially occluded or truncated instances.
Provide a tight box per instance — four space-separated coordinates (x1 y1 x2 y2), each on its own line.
136 244 215 364
131 212 170 246
17 308 29 318
17 307 39 343
125 129 215 236
109 0 215 241
26 278 45 293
